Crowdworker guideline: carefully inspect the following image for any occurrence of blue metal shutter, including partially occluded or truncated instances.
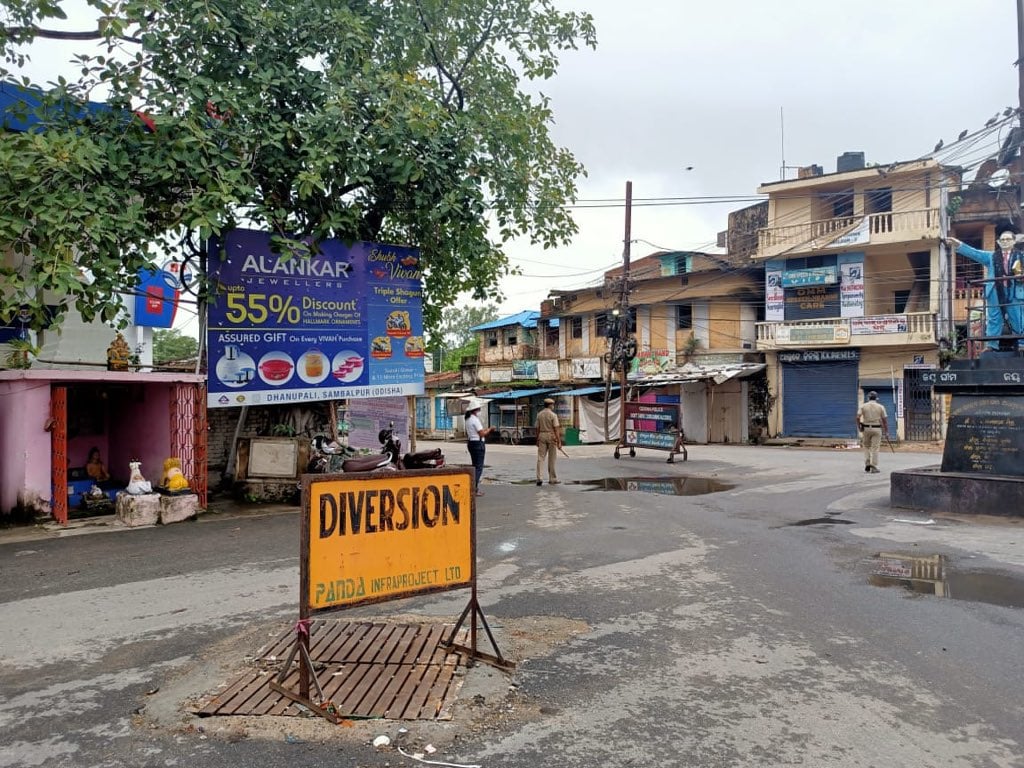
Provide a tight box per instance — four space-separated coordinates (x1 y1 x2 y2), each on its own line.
782 360 859 437
869 387 898 441
435 398 453 431
415 397 430 430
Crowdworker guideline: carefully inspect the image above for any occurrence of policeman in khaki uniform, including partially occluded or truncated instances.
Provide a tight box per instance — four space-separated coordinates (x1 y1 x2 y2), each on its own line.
535 398 562 486
856 391 889 474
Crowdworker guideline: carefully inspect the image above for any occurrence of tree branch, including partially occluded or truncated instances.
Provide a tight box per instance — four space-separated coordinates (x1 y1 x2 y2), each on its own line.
3 25 142 44
412 1 465 111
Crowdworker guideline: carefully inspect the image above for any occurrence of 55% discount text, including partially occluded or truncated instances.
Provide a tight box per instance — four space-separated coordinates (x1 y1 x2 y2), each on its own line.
223 293 301 325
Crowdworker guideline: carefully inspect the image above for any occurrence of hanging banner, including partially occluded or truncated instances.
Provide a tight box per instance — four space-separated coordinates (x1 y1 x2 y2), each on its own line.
828 217 871 248
761 264 782 319
840 261 865 318
206 229 424 407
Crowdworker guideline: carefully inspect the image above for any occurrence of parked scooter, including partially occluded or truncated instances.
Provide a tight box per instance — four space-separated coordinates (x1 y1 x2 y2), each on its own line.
306 435 356 474
402 446 445 470
307 423 438 474
338 424 404 472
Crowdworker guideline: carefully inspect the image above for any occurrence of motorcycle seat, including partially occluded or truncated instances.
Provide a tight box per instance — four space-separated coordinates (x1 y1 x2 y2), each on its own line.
341 454 392 472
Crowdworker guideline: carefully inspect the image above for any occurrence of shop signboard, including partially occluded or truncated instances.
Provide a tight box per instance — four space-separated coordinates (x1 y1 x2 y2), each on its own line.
850 315 909 335
206 228 425 407
536 359 560 381
775 323 851 345
512 360 538 379
571 357 602 379
781 266 838 288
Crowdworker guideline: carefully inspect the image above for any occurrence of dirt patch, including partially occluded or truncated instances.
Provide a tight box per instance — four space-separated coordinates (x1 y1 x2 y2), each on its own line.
136 613 590 750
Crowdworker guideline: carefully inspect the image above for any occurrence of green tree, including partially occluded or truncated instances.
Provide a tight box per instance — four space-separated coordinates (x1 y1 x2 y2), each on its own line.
427 303 498 371
0 0 595 334
152 328 198 364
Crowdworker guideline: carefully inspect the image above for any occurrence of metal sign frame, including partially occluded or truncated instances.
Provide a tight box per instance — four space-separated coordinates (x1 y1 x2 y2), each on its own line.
272 467 511 721
614 399 687 463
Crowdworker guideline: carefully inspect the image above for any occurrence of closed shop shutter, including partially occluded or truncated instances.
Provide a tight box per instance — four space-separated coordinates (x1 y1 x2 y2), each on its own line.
868 387 897 441
782 360 858 437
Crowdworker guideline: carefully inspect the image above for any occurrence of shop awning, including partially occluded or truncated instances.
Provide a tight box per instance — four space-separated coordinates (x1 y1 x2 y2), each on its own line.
483 387 559 400
558 384 621 396
628 363 766 386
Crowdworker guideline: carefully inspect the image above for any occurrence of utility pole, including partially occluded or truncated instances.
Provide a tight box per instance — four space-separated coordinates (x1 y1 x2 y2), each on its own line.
618 181 632 445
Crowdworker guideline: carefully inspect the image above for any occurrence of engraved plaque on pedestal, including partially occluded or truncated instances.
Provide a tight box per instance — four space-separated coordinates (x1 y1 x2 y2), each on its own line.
248 438 300 478
941 395 1024 476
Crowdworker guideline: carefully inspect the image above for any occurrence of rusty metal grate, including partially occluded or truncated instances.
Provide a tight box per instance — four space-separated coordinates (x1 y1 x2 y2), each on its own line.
198 621 468 720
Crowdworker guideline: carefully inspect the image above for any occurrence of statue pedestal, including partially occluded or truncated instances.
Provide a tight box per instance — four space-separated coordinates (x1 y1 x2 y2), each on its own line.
892 354 1024 517
116 492 160 527
159 494 198 525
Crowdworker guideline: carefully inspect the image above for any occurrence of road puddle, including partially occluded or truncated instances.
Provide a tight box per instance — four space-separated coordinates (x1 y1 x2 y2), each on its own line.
787 517 856 526
572 476 733 496
869 552 1024 609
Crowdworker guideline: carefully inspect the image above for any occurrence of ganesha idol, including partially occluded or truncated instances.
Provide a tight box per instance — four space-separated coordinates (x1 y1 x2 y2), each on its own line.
161 458 190 493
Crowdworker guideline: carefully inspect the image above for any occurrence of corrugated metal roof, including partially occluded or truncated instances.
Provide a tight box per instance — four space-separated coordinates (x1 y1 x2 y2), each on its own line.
469 310 540 332
628 363 766 385
0 80 153 133
482 387 557 400
558 385 620 396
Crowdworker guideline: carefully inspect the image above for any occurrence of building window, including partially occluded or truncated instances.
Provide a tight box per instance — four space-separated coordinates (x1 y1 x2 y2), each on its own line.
507 331 517 346
486 331 498 348
595 313 608 338
866 187 892 213
545 321 559 347
894 290 911 314
831 189 854 218
955 255 984 293
676 304 693 329
571 317 583 339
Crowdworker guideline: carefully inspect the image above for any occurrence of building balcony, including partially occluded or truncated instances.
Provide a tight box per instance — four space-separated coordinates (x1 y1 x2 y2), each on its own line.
475 343 540 364
755 312 937 351
756 209 941 260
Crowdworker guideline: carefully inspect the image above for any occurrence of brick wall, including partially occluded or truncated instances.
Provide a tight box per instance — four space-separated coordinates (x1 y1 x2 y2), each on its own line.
207 404 333 473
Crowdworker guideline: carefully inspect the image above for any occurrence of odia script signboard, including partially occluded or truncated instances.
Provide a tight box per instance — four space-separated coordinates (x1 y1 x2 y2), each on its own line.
301 468 475 614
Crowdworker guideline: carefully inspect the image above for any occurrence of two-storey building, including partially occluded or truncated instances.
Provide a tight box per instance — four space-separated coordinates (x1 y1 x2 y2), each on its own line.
753 153 952 440
541 249 766 444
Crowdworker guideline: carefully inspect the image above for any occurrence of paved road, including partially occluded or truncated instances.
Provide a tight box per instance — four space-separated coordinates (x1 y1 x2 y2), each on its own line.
1 441 1021 767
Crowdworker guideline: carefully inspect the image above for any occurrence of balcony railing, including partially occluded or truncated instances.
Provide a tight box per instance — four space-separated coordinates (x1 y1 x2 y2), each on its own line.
757 209 941 258
756 312 937 349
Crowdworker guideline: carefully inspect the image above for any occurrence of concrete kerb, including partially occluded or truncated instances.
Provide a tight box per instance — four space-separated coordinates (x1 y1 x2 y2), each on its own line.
0 498 301 544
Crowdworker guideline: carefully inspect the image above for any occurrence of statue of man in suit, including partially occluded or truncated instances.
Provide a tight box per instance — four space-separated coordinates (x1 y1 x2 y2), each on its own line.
949 231 1024 350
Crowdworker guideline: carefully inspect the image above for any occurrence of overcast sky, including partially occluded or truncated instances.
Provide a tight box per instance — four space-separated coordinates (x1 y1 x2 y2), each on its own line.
497 0 1020 315
9 1 1022 330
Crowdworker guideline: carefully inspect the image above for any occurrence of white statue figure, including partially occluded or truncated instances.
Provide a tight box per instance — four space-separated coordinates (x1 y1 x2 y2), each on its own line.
126 460 153 495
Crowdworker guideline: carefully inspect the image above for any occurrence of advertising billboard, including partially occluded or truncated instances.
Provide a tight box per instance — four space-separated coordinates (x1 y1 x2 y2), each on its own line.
206 229 425 408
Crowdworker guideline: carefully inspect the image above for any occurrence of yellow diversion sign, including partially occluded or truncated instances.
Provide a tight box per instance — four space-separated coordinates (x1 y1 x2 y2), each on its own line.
301 468 475 613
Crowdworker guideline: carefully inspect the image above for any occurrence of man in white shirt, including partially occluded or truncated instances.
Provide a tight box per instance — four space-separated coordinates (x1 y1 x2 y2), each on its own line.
465 406 494 496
